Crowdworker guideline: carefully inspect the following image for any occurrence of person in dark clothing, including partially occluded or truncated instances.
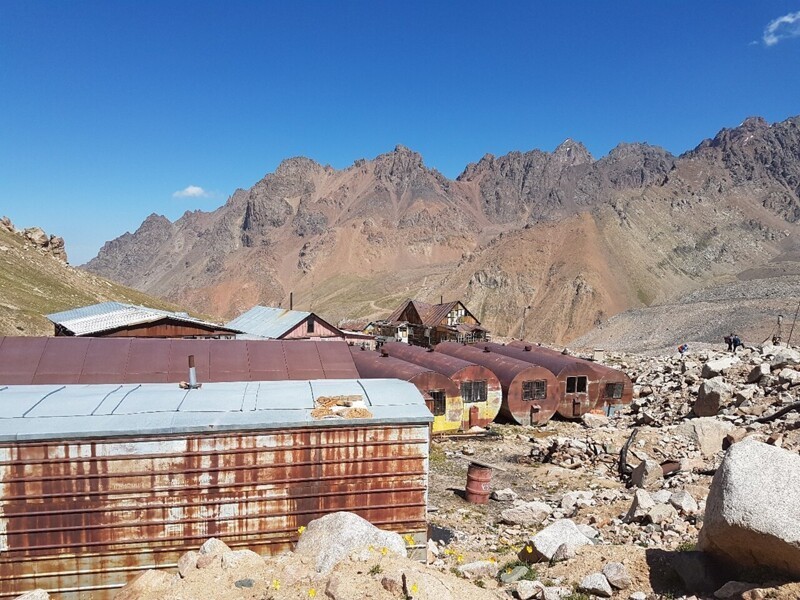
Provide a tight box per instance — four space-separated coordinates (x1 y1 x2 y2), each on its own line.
724 335 733 352
732 334 742 353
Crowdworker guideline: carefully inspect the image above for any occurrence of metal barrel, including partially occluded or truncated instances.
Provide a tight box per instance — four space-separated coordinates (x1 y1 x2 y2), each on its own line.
465 462 492 504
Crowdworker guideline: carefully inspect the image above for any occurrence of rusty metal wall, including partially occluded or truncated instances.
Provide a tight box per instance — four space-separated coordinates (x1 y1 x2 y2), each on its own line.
486 342 608 418
0 338 361 385
0 425 429 600
381 343 501 428
350 348 463 433
435 343 559 426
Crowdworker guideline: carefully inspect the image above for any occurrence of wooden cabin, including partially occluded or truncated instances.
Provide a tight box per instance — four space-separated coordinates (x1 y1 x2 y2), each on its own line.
47 302 240 339
378 299 489 347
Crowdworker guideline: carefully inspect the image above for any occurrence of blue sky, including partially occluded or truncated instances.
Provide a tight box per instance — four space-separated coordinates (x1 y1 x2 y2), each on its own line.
1 1 799 264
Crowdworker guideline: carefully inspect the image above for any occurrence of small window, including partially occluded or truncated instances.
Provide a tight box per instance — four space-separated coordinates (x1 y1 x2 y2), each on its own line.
566 376 588 394
522 380 547 401
605 382 624 399
428 390 446 416
306 317 314 334
461 380 487 403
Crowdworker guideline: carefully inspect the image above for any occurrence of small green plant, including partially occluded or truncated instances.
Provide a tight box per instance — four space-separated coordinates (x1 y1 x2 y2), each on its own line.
474 579 485 588
368 563 383 575
676 540 697 552
563 593 590 600
450 566 464 578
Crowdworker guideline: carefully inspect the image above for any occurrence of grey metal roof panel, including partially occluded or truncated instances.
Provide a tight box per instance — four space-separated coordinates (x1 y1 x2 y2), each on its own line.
225 306 311 339
0 379 431 442
46 301 236 336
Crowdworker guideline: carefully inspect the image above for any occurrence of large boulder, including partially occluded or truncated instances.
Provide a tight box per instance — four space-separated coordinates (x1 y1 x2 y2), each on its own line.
500 501 552 526
294 512 407 574
702 357 738 379
699 438 800 577
695 377 733 416
770 347 800 369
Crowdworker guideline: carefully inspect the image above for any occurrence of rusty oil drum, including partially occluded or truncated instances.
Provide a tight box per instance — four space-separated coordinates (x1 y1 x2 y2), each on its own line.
465 462 492 504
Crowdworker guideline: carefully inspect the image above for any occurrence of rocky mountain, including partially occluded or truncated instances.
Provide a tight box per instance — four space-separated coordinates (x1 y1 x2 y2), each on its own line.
0 217 190 336
85 116 800 344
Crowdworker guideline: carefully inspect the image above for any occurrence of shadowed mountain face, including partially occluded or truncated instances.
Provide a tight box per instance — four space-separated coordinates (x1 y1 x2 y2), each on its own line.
84 117 800 344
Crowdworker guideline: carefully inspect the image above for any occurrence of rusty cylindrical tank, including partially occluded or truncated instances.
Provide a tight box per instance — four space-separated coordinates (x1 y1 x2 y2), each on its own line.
435 342 559 426
485 342 601 418
381 342 502 430
465 462 492 504
350 347 463 434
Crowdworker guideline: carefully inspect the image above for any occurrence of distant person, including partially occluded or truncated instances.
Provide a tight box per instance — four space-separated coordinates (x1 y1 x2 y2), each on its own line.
732 334 743 353
724 334 733 352
678 343 689 356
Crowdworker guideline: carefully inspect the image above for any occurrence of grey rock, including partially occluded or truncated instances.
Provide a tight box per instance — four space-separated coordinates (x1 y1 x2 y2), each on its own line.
559 490 594 511
550 542 575 562
670 490 699 515
602 561 632 589
702 358 738 379
176 550 198 577
576 524 599 540
714 581 759 599
221 549 263 570
198 537 231 556
578 572 613 597
491 487 518 502
581 413 609 428
631 459 662 488
456 560 499 580
777 368 800 385
645 502 678 524
695 377 733 416
234 578 254 589
518 519 592 563
514 580 544 600
23 227 49 247
625 489 655 523
294 511 406 574
676 417 733 456
499 565 529 583
629 593 647 600
699 438 800 577
501 501 552 526
746 363 771 384
770 347 800 369
651 489 673 504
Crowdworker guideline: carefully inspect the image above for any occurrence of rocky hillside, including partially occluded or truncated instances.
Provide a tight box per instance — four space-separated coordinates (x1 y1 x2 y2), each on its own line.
0 217 189 335
85 116 800 344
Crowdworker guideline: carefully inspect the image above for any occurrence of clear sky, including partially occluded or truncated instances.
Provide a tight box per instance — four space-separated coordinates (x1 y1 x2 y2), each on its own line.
2 1 799 264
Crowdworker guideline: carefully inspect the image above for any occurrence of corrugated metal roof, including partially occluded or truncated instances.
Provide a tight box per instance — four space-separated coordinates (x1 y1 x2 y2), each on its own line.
0 337 360 384
226 305 313 338
0 379 432 442
386 299 480 327
47 301 237 336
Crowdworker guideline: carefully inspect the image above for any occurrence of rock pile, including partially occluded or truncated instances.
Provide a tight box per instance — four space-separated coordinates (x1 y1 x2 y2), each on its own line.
1 216 67 262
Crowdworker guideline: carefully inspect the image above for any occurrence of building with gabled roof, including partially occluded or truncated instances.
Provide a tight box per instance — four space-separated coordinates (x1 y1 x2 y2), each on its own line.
226 305 374 346
379 298 489 347
47 301 240 339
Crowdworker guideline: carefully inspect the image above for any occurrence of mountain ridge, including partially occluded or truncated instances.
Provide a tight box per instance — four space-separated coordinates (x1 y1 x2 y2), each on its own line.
84 115 800 344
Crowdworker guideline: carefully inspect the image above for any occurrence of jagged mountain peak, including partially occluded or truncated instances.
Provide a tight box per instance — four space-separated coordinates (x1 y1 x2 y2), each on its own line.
553 138 593 165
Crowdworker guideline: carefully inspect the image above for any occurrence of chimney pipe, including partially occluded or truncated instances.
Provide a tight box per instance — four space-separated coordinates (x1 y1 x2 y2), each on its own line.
483 346 490 353
524 345 532 352
290 292 293 310
188 355 197 388
380 349 388 358
440 295 443 304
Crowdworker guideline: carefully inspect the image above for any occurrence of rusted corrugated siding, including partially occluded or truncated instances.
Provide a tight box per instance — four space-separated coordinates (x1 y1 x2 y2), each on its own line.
0 338 360 385
381 342 501 428
435 343 559 426
0 425 428 600
350 348 463 433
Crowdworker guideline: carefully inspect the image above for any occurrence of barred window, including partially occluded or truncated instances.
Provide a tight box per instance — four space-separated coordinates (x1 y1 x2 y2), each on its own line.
461 380 487 403
566 376 588 393
522 380 547 401
428 390 447 416
604 382 624 399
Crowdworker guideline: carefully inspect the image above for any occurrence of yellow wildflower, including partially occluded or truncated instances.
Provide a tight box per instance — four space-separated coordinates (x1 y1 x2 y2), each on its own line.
410 582 419 594
380 546 389 556
271 579 280 591
298 525 306 535
403 534 416 546
456 554 464 563
308 589 317 598
525 545 533 554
